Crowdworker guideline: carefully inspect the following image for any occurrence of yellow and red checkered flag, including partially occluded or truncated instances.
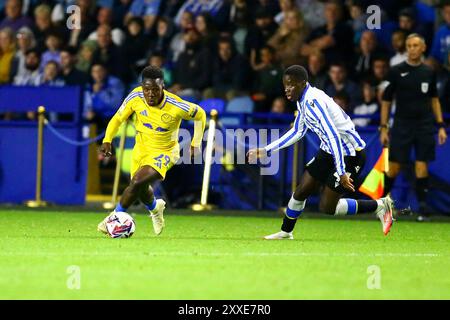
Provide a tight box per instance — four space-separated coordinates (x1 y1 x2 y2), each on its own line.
359 147 389 199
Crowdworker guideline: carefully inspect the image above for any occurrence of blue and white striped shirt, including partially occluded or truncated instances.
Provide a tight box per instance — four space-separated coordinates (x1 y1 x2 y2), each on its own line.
264 83 366 176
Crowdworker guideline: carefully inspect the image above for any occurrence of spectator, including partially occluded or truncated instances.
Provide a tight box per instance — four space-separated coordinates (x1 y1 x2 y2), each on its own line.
169 10 194 63
390 30 407 66
229 0 252 55
40 31 64 71
253 0 280 17
347 0 368 45
332 90 350 112
252 45 284 112
32 4 60 52
267 9 308 67
354 30 384 80
301 0 354 66
207 37 250 100
372 56 390 105
13 48 42 86
60 46 90 86
159 0 184 18
91 25 126 81
429 2 450 65
76 39 97 73
11 27 36 80
325 62 361 110
372 56 389 85
271 96 287 114
84 63 125 131
87 7 126 46
268 96 291 124
195 12 218 53
111 0 133 29
171 26 212 98
397 7 431 45
149 16 175 58
398 7 416 36
40 60 65 86
66 0 98 49
52 0 98 27
124 0 161 33
229 0 253 31
245 7 278 70
0 27 17 84
274 0 298 25
122 17 149 76
148 51 173 86
353 78 380 127
174 0 228 30
307 50 327 90
0 0 33 32
295 0 325 30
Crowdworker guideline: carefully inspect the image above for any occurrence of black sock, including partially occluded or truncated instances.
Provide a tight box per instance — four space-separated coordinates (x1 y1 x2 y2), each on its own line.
384 175 396 196
416 177 429 214
281 216 297 233
356 200 379 213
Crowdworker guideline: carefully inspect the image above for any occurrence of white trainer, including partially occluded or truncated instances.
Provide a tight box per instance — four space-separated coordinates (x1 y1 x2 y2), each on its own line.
97 211 115 234
150 199 166 235
264 231 294 240
376 194 395 236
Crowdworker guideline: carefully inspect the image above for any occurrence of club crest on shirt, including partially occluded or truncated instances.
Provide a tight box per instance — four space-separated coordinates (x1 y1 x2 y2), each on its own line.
421 82 429 93
161 113 174 123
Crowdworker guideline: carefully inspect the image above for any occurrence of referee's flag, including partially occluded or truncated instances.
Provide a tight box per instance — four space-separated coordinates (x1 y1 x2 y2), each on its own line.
359 147 389 199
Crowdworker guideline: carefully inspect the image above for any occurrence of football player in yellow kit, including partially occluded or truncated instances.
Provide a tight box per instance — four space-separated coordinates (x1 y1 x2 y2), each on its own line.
97 66 206 235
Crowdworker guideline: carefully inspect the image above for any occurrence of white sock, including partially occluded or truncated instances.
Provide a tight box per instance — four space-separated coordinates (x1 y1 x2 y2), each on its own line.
286 196 306 219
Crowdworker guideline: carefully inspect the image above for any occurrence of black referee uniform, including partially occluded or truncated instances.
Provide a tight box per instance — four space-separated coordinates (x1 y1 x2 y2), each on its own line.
382 61 438 216
382 61 438 163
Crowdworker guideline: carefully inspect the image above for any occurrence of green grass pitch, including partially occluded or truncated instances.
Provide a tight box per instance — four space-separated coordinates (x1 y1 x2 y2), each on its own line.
1 209 449 300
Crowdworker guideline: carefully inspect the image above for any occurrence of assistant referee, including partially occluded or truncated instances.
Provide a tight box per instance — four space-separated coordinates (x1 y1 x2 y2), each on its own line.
380 33 447 221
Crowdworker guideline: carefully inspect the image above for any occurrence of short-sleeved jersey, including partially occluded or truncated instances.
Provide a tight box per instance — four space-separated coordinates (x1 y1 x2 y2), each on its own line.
107 87 204 151
382 62 438 120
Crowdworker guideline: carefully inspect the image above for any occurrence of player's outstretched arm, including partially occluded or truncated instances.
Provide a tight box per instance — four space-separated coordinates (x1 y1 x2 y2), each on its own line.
101 101 133 157
251 113 305 158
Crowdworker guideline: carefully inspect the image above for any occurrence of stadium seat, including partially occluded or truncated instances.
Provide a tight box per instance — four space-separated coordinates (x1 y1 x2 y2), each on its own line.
220 96 255 126
180 95 199 104
226 96 254 113
199 98 226 114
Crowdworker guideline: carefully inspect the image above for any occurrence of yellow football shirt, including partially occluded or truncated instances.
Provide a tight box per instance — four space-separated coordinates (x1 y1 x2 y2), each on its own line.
103 87 206 178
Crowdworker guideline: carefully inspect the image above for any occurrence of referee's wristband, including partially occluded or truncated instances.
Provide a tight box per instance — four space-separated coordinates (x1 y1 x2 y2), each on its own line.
378 124 389 131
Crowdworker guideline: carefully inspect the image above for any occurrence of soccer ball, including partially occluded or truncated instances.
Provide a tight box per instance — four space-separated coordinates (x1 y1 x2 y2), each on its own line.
105 212 136 238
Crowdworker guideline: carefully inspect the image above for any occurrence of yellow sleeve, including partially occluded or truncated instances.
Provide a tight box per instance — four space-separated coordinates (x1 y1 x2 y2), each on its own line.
181 103 206 148
102 100 134 143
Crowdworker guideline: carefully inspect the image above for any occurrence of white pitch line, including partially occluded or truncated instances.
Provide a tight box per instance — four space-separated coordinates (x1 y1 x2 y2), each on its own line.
0 252 442 257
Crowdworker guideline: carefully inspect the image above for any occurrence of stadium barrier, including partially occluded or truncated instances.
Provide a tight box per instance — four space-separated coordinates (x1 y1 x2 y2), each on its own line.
25 106 47 208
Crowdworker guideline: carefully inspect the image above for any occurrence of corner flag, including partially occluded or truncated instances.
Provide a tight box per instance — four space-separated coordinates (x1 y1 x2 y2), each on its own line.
359 147 389 199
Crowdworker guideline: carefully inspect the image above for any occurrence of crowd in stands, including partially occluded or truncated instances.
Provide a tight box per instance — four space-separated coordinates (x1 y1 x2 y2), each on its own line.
0 0 449 129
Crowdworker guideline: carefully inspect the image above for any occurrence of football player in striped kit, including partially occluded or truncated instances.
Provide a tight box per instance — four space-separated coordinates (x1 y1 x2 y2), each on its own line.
248 65 394 239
